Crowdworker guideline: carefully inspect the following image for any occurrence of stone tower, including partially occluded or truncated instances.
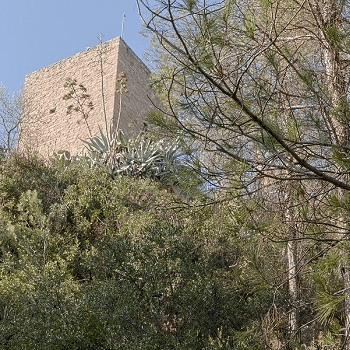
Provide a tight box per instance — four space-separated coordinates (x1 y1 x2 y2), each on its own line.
19 37 156 157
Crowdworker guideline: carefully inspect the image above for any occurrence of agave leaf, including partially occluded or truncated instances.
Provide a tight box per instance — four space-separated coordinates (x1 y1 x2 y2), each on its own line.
99 126 110 148
92 137 107 152
82 139 94 149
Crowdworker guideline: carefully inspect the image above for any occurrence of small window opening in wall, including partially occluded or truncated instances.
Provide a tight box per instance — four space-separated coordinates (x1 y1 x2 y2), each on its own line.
50 108 56 114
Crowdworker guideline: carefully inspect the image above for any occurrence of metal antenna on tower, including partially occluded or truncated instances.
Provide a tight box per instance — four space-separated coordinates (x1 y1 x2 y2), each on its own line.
121 13 126 38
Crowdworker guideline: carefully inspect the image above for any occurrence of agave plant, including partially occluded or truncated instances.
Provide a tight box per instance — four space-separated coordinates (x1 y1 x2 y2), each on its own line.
52 149 81 167
83 126 181 184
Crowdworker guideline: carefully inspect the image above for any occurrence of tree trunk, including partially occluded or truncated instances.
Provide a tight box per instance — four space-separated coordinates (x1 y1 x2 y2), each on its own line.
287 238 298 338
309 0 350 346
285 187 299 346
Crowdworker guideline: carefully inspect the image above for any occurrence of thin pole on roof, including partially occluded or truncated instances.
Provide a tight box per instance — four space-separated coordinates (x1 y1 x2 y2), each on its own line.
121 13 126 38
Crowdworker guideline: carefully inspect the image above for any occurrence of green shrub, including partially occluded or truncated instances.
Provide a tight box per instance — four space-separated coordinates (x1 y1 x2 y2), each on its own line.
0 155 274 349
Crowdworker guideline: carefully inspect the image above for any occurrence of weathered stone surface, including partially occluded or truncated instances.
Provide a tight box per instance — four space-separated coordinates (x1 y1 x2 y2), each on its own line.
19 37 156 157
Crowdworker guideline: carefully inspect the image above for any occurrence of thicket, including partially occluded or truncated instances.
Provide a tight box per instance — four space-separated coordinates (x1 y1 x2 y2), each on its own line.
135 0 350 348
0 155 283 349
3 0 350 346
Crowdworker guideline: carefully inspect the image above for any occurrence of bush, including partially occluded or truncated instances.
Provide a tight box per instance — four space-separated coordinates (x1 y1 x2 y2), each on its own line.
0 155 274 349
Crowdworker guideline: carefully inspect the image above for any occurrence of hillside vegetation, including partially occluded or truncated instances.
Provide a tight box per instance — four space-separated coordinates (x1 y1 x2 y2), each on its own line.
0 155 282 349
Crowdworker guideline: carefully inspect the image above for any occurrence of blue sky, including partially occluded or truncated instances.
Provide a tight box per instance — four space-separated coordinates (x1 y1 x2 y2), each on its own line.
0 0 152 94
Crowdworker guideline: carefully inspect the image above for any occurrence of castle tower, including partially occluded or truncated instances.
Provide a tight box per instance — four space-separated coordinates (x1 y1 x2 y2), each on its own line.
19 37 156 157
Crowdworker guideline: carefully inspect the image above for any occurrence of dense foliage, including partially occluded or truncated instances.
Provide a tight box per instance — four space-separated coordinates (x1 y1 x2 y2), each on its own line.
3 0 350 346
136 0 350 347
0 155 285 349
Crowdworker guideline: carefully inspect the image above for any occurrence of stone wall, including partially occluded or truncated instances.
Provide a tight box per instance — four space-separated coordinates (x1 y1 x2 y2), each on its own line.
19 37 155 157
114 38 156 137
